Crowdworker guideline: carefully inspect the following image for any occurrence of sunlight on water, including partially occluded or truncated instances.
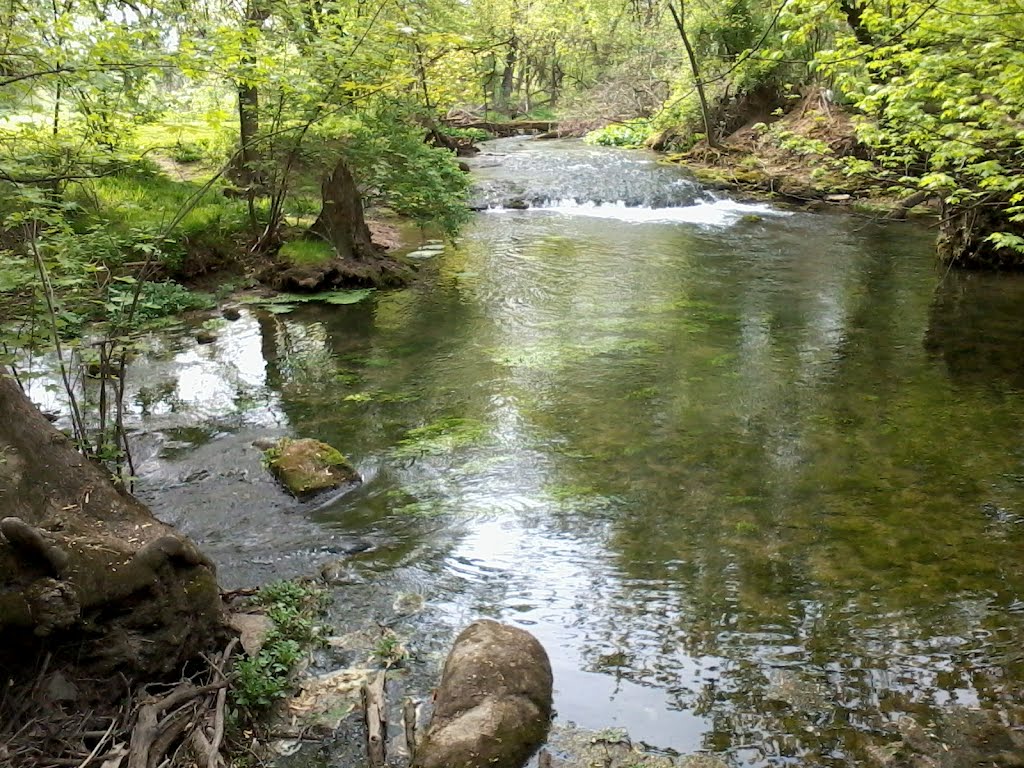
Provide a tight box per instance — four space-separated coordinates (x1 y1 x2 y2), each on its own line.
484 197 788 225
24 138 1024 766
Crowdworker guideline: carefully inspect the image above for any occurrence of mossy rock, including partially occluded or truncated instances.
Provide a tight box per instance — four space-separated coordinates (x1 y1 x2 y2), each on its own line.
264 438 360 498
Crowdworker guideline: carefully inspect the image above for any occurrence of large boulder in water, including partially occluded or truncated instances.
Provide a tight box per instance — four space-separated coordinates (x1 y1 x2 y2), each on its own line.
413 619 553 768
264 437 360 498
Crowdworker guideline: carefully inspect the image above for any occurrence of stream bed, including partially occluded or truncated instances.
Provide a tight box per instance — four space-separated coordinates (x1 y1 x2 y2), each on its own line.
27 138 1024 765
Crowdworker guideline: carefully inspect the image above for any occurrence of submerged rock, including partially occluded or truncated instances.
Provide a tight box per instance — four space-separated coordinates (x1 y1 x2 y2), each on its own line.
263 437 360 498
413 619 553 768
195 329 217 344
867 709 1024 768
536 723 730 768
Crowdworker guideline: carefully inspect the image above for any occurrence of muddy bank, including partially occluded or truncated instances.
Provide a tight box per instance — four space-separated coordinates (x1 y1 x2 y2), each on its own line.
660 91 938 220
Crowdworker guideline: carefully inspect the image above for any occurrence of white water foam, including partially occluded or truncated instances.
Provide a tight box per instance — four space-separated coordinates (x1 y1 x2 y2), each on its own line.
484 198 789 226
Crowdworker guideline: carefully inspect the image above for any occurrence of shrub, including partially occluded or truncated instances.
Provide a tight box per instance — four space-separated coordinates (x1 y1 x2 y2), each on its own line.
585 119 654 148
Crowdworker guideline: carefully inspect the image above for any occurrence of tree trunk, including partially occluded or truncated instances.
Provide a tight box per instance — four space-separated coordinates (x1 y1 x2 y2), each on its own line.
268 158 412 290
309 158 379 262
231 0 269 190
0 374 222 682
839 0 874 47
498 36 518 114
549 58 563 108
235 82 261 187
668 0 718 148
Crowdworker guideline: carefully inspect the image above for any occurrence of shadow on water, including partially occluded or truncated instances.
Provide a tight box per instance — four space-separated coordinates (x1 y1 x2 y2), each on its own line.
925 270 1024 391
22 140 1024 766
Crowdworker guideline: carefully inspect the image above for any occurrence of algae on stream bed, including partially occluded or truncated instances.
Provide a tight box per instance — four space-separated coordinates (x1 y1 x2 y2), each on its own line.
19 141 1024 767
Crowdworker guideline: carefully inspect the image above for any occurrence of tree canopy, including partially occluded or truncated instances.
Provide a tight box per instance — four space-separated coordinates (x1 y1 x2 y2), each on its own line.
2 0 1023 277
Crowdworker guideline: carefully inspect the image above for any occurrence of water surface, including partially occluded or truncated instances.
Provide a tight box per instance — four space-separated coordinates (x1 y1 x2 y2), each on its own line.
32 139 1024 765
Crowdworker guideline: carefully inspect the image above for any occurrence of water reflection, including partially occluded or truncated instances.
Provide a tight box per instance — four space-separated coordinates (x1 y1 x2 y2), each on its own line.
925 270 1024 391
21 143 1024 765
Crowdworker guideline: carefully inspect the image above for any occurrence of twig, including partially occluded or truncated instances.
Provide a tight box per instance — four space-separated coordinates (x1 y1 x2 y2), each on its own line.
206 638 238 768
75 717 117 768
148 702 198 768
219 587 260 601
128 683 226 768
27 226 89 452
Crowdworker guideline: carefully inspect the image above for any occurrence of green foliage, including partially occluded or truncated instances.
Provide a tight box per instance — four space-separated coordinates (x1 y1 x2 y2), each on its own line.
812 0 1024 260
436 125 492 143
232 580 327 716
371 628 409 667
233 640 303 710
766 124 832 157
105 280 215 322
169 142 206 164
331 109 471 237
585 119 653 148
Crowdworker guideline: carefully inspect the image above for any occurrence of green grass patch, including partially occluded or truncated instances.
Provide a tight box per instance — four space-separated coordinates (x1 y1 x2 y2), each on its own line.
231 580 327 719
133 116 235 165
279 239 335 265
64 169 251 274
75 171 247 236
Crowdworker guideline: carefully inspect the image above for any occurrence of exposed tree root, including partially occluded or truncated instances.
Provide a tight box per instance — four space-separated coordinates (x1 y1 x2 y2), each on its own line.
1 640 239 768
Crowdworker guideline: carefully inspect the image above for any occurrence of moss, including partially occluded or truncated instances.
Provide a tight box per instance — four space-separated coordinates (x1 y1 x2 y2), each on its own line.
279 239 336 266
264 438 360 498
691 166 767 188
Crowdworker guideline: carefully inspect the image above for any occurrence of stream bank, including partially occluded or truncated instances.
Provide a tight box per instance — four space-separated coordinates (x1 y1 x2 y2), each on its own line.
656 91 938 220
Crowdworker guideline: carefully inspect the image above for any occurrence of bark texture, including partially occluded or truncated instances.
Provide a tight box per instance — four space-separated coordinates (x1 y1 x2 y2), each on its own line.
0 375 222 682
310 158 379 263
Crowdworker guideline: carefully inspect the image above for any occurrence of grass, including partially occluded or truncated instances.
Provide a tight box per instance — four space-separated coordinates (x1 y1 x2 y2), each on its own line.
133 116 236 170
75 171 247 235
63 168 252 275
279 239 335 265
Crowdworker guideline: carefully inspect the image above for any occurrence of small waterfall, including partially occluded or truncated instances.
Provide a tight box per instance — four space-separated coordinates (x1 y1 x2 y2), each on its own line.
466 136 785 226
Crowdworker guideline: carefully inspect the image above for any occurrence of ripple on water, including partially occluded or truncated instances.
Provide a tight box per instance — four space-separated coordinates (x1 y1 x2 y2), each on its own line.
23 139 1024 765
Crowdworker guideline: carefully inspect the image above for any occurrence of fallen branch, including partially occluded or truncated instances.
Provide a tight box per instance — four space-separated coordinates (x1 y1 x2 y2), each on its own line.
206 639 238 768
363 671 387 768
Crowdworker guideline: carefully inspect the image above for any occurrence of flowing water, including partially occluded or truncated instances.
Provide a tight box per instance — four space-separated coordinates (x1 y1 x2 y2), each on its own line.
27 138 1024 764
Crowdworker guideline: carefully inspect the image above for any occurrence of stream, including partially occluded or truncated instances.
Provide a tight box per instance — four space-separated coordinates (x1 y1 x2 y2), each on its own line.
26 138 1024 765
